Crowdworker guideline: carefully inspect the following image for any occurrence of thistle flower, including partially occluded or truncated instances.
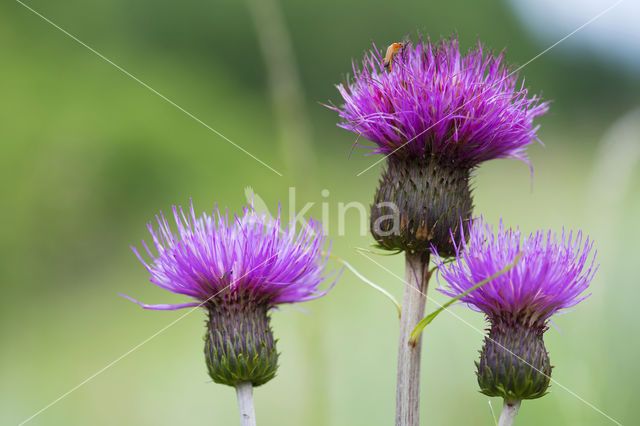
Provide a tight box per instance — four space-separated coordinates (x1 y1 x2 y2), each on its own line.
122 202 334 389
435 218 597 401
332 36 548 255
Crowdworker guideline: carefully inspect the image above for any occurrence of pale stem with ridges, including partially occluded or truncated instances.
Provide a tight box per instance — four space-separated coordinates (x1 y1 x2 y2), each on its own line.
498 399 521 426
396 251 430 426
236 382 257 426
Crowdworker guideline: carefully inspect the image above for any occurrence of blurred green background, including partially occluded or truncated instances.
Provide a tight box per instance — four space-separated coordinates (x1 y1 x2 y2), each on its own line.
1 0 638 425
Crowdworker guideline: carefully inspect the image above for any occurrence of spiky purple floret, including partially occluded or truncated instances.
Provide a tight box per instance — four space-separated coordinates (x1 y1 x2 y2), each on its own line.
435 218 597 326
123 202 333 310
332 37 549 167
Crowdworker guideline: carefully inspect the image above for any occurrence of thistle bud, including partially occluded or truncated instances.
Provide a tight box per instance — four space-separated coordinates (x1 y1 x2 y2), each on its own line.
476 319 551 400
370 155 472 256
205 300 278 387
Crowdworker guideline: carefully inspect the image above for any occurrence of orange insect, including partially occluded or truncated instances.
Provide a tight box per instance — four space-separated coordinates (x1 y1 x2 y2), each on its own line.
383 42 406 72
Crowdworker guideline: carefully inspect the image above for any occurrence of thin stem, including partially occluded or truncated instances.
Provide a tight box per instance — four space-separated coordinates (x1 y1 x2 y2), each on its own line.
245 0 316 179
396 251 430 426
498 399 521 426
235 382 257 426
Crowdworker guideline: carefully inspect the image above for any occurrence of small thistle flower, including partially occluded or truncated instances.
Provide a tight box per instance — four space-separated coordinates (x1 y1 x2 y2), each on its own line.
435 218 597 401
332 36 548 255
123 202 334 388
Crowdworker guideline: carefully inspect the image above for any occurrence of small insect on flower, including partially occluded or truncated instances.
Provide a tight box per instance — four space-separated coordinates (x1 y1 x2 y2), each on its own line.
383 42 406 72
331 36 549 255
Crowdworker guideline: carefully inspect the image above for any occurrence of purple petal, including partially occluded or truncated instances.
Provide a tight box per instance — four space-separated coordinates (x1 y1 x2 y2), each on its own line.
125 200 335 308
119 293 200 310
433 217 597 325
331 36 549 168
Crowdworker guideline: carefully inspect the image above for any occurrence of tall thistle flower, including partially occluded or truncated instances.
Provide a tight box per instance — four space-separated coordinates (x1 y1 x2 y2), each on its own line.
435 218 597 425
122 202 334 426
334 36 548 255
332 35 548 426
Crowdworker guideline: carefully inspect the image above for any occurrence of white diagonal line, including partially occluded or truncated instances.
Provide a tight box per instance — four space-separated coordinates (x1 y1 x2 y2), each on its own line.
511 0 625 75
14 0 284 177
357 251 622 425
17 252 281 426
355 0 625 177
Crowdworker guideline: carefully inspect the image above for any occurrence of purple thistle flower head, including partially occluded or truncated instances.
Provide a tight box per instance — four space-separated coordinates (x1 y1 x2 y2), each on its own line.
124 201 336 388
123 201 333 310
435 218 598 400
333 36 549 168
435 217 597 327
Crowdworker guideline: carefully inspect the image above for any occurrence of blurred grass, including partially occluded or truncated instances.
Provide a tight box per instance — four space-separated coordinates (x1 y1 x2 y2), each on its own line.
1 1 639 425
